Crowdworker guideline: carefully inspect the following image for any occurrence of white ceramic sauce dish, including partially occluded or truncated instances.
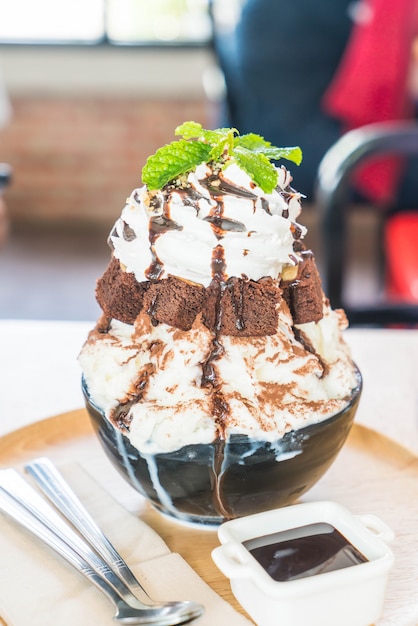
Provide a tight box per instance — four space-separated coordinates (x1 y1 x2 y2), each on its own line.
212 500 394 626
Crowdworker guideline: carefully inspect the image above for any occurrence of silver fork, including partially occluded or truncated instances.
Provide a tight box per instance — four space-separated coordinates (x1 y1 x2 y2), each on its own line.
0 469 203 625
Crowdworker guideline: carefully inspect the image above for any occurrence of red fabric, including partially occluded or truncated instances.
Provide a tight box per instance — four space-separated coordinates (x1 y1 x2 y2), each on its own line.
322 0 418 204
385 213 418 301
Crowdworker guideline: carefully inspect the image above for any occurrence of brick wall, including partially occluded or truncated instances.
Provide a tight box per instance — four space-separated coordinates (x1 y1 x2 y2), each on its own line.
0 96 209 230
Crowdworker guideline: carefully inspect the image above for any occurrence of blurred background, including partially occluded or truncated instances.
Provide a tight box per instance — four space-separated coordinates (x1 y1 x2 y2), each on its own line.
0 0 417 322
0 0 216 320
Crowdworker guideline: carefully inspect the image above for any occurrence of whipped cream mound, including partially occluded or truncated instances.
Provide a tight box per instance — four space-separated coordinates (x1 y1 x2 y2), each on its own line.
79 301 358 454
108 162 306 288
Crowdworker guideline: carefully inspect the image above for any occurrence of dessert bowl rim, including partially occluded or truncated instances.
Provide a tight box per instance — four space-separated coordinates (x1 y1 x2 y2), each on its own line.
81 364 362 454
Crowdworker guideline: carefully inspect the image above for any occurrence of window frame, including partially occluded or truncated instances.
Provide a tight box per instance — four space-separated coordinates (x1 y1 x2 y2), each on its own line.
0 0 214 49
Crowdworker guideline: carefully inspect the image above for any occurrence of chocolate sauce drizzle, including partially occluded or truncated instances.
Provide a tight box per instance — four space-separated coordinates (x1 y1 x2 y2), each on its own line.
145 212 182 281
209 439 231 519
290 222 303 240
278 185 300 219
203 215 246 236
201 335 225 389
146 292 161 326
199 174 258 199
122 222 137 242
108 220 138 250
260 197 272 215
211 244 227 283
293 327 329 377
178 186 207 210
227 278 246 331
145 254 164 282
199 244 240 443
111 364 153 431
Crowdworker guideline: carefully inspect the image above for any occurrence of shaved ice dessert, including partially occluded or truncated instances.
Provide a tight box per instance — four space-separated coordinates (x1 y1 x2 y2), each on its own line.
79 122 360 522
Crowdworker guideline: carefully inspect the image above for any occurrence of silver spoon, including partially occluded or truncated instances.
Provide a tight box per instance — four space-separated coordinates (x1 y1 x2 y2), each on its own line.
25 457 164 604
0 470 203 625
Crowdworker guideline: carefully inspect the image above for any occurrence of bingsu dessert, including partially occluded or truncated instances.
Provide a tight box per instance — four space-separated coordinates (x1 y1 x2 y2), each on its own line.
79 122 361 523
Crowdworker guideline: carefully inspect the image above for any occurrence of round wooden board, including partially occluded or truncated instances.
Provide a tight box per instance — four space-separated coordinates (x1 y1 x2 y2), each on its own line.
0 410 416 626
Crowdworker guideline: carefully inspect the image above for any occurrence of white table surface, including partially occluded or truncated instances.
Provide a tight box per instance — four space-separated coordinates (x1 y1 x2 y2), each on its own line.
0 320 417 455
0 319 92 435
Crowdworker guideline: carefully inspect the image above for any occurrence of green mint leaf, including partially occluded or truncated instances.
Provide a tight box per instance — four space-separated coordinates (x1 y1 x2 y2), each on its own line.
142 139 211 190
236 134 302 166
175 121 205 139
175 121 235 145
209 137 229 163
142 121 302 190
232 146 278 194
234 133 272 150
259 146 303 166
208 128 237 162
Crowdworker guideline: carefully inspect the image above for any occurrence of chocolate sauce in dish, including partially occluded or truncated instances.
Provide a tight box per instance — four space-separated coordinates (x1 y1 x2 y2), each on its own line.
244 522 368 582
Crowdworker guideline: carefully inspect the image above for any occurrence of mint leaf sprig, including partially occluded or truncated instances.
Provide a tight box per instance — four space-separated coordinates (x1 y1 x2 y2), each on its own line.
142 121 302 194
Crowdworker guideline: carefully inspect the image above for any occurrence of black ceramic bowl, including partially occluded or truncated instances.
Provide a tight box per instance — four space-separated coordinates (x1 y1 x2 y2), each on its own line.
83 368 362 526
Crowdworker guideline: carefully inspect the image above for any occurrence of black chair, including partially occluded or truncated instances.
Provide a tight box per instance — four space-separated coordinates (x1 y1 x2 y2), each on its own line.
0 162 11 191
0 162 12 244
315 121 418 326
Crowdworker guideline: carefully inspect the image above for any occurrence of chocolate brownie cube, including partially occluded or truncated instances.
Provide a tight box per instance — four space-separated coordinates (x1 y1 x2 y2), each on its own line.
96 257 149 325
142 276 205 331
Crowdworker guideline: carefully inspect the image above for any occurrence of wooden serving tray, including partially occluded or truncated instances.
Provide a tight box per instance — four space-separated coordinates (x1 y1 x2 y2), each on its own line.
0 409 417 625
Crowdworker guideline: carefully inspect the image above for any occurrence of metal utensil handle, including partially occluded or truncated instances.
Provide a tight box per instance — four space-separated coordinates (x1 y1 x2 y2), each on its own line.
25 457 144 594
0 486 123 609
0 470 149 610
